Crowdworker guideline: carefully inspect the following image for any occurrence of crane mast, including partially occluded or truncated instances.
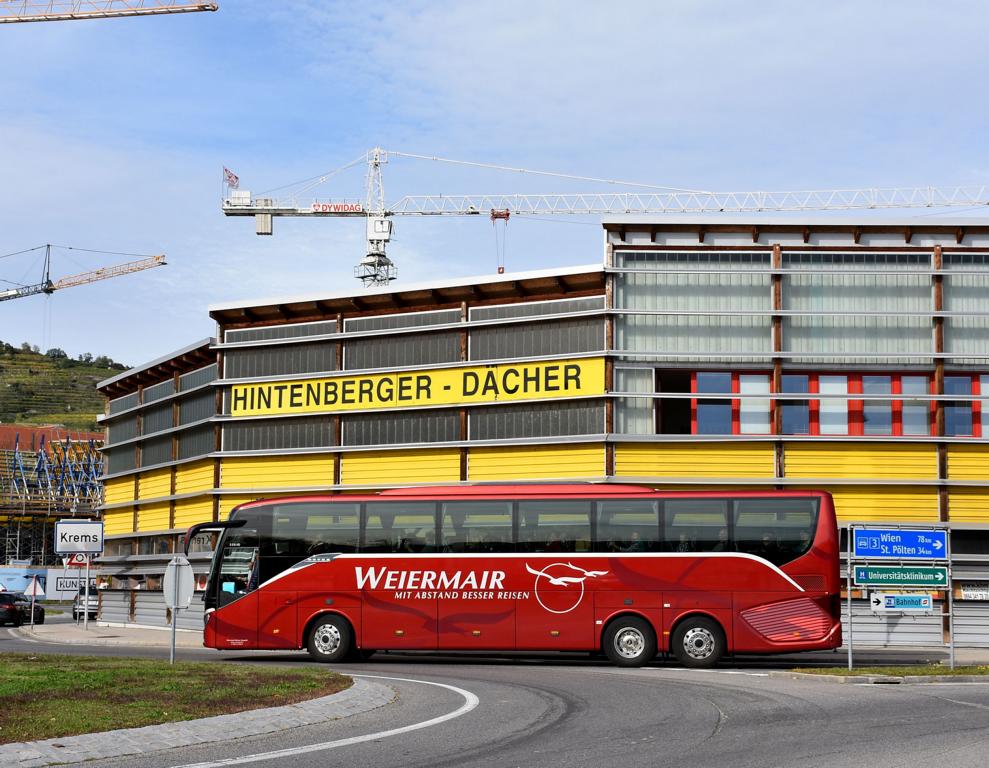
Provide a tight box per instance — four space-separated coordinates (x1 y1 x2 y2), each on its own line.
221 148 989 286
0 1 217 23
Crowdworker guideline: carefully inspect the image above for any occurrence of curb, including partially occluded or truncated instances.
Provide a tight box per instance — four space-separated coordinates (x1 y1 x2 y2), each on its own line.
0 677 395 768
770 671 989 685
11 627 202 649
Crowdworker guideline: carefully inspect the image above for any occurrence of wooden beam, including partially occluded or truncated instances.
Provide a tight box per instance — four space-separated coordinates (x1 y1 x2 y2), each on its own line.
853 227 861 245
649 225 657 244
904 226 913 244
802 227 811 244
697 227 705 244
956 227 966 244
751 226 759 244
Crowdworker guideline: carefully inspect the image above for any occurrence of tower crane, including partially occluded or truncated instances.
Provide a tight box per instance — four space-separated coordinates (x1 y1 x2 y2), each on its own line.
221 147 989 286
0 245 165 302
0 1 216 23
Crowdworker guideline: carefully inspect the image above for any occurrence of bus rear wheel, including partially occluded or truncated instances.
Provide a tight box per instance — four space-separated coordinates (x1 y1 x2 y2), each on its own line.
603 616 656 667
306 615 352 663
671 616 725 669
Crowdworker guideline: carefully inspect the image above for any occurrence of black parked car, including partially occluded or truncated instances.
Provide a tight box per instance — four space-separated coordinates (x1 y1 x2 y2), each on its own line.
0 592 45 626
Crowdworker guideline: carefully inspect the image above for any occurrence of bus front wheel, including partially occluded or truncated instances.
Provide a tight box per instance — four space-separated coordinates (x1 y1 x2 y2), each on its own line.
671 616 725 669
603 616 657 667
306 615 352 663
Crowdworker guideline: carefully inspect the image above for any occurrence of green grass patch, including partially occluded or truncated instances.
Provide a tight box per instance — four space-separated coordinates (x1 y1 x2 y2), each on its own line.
0 653 351 744
793 664 989 676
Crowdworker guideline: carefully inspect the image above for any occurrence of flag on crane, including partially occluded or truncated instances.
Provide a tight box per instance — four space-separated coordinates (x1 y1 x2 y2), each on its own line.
223 167 240 189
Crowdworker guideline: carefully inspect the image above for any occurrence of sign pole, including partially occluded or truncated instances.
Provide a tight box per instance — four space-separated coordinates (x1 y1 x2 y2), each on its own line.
83 555 90 631
847 525 853 671
29 578 36 631
947 532 955 670
170 567 178 665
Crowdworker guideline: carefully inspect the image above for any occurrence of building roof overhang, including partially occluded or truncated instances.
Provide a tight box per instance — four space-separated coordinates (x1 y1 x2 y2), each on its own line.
209 263 605 328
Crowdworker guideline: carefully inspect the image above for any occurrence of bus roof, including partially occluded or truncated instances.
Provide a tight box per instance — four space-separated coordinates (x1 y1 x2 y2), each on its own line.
233 485 830 511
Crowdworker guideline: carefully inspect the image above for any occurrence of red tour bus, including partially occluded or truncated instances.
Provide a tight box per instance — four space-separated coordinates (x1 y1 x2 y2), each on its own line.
187 485 841 668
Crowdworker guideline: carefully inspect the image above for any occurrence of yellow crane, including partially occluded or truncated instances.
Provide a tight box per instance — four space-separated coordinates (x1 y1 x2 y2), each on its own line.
0 245 165 302
0 1 216 23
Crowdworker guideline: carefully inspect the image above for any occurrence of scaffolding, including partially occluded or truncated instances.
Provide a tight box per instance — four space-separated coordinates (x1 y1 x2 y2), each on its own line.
1 432 103 566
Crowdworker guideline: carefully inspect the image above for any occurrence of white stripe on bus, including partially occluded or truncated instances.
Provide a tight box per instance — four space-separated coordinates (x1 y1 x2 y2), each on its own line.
258 551 804 592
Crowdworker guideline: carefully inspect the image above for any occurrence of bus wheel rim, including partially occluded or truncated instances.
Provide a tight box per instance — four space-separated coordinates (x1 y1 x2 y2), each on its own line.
614 627 645 659
314 624 341 654
682 627 715 660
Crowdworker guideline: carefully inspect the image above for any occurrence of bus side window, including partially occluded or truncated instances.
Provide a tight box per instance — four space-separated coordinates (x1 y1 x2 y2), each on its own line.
517 500 591 553
664 499 727 553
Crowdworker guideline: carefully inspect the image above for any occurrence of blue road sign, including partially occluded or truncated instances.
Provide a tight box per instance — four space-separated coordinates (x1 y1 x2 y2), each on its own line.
852 527 948 561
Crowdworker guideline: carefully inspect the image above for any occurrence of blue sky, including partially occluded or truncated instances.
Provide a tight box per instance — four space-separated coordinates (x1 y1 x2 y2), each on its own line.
1 1 988 365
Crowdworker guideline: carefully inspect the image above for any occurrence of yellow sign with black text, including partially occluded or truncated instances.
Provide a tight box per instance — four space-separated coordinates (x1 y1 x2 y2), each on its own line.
229 357 605 417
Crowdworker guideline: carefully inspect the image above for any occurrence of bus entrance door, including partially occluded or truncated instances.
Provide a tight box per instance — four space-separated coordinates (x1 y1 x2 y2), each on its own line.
258 590 297 649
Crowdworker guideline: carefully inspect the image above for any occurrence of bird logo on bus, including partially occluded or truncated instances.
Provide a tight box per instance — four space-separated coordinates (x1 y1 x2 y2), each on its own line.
525 562 608 614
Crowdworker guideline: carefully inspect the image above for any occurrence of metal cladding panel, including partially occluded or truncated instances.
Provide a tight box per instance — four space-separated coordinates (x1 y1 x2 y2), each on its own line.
174 460 216 494
224 417 333 451
179 364 217 391
953 603 989 647
137 502 170 532
100 593 130 624
220 494 265 518
843 603 943 646
221 455 333 490
947 444 989 480
343 409 458 446
470 400 605 440
138 468 171 500
104 476 135 505
108 392 139 415
227 320 337 343
143 379 176 403
948 489 989 523
468 444 605 481
782 252 932 366
102 508 134 535
340 449 460 486
142 404 173 434
785 443 938 480
174 497 213 529
179 391 215 424
469 318 603 361
822 486 939 523
177 601 206 631
614 251 770 364
344 332 460 371
134 592 165 625
346 308 460 332
106 447 136 474
614 442 775 479
141 436 172 467
178 425 214 460
470 296 604 321
224 342 337 379
943 254 989 365
106 416 138 444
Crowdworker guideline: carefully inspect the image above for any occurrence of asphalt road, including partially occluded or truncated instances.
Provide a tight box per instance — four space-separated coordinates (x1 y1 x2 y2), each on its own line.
3 628 988 768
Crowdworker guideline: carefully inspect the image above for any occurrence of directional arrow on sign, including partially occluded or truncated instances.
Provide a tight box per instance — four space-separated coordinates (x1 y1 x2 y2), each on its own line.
933 540 943 550
872 596 881 607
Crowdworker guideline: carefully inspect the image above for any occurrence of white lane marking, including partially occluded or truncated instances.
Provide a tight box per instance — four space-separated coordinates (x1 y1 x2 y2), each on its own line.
5 628 39 642
660 667 769 677
170 674 480 768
